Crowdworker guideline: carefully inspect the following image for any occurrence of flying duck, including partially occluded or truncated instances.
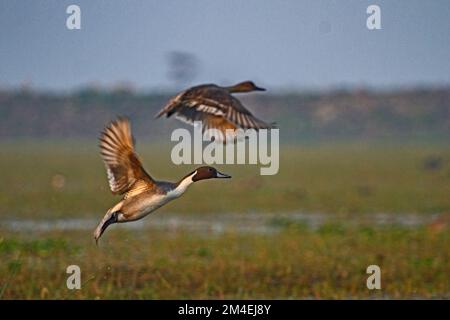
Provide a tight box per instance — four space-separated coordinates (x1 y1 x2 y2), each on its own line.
94 117 231 243
155 81 275 141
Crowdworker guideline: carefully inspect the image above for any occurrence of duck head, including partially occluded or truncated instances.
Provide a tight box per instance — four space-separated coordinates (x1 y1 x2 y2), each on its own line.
227 81 266 93
192 166 231 181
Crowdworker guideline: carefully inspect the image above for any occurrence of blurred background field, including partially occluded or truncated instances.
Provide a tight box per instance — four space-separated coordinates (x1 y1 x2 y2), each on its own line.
0 89 449 299
1 140 450 218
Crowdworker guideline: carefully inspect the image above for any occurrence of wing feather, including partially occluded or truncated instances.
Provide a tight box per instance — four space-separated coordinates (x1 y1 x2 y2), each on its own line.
99 117 156 196
156 85 274 133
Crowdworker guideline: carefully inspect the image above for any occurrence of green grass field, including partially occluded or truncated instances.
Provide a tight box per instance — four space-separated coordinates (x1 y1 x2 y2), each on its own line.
1 226 449 299
0 141 449 299
1 141 450 217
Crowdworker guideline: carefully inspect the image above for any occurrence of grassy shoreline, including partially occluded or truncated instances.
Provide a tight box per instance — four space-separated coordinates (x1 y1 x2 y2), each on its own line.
0 224 448 299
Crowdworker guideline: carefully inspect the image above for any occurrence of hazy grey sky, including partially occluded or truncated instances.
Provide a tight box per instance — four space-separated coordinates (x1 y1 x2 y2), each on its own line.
1 0 449 91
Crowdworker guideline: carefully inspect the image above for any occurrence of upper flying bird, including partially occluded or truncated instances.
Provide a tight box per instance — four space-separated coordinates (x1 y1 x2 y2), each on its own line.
94 117 231 243
155 81 275 141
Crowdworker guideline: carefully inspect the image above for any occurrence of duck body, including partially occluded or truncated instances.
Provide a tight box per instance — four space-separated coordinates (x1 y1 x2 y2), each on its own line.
113 179 190 222
93 117 230 243
156 81 275 141
114 189 171 222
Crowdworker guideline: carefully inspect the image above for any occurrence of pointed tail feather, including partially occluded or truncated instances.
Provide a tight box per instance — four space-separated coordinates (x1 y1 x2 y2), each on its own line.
93 210 118 245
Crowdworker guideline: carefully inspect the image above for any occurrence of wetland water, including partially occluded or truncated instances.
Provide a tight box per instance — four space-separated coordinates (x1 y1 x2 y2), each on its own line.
0 212 438 234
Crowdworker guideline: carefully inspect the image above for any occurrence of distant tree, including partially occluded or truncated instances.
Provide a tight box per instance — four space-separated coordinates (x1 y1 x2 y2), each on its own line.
166 51 199 89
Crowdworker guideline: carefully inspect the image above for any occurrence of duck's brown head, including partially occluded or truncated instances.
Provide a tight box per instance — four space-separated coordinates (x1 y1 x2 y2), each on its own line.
228 81 266 93
192 166 231 181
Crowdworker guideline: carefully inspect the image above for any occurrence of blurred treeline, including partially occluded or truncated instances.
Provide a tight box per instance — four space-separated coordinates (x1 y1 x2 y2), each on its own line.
0 87 449 142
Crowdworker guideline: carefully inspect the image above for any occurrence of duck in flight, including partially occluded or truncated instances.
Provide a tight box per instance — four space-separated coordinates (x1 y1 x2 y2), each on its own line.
155 81 275 142
94 117 231 243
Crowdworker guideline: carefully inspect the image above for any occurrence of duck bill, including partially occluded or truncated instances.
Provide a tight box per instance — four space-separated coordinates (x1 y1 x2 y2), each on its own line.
254 86 266 91
216 171 231 178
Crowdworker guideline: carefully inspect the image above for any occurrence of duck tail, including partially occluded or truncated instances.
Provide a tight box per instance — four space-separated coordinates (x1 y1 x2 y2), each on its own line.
154 108 168 119
155 91 186 119
93 210 119 245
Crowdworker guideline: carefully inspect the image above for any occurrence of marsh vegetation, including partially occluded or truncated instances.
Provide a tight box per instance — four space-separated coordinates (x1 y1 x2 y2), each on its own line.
1 143 449 299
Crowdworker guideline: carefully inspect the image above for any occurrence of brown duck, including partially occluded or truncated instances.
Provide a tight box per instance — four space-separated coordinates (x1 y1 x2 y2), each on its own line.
94 117 231 243
155 81 274 141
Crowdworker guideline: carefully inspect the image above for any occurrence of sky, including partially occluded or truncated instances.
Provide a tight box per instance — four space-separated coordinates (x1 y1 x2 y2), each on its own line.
0 0 449 91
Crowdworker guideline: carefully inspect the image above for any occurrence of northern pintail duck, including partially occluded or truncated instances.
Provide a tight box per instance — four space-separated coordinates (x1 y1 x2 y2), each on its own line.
155 81 275 141
93 117 231 243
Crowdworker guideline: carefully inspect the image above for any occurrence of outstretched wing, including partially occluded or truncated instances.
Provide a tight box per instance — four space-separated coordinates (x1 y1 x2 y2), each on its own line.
99 117 156 197
156 85 274 140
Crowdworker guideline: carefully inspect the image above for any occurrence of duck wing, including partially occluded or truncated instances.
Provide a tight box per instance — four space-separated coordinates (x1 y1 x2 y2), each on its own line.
156 85 274 131
99 117 158 198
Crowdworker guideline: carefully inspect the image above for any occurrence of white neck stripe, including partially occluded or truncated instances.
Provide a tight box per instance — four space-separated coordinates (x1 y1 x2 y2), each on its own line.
168 171 196 198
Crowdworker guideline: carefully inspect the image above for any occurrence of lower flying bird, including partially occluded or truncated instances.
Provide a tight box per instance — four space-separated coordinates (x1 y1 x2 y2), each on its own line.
155 81 275 141
94 117 231 243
